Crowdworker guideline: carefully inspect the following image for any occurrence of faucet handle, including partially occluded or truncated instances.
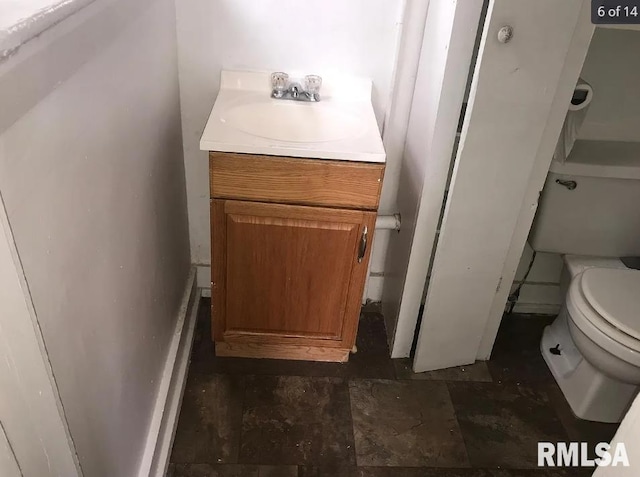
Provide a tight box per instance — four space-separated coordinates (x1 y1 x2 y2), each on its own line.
304 75 322 100
271 72 289 98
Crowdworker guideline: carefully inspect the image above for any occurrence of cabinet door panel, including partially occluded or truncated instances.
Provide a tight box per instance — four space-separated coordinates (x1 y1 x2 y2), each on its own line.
226 213 356 339
212 200 375 348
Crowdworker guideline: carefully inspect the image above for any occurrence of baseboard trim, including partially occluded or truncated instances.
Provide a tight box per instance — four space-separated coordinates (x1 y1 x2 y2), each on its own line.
216 341 350 363
510 303 561 315
137 267 199 477
196 264 210 289
364 274 384 302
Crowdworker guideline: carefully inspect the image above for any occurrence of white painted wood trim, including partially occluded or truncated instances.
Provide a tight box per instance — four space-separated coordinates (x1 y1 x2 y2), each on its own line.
376 0 430 342
137 268 198 477
196 264 211 290
0 0 99 62
510 303 561 315
477 1 595 359
385 0 484 358
414 0 593 372
148 296 199 477
362 0 423 305
148 278 200 477
596 23 640 31
196 264 212 298
378 0 430 212
0 193 81 475
0 422 21 477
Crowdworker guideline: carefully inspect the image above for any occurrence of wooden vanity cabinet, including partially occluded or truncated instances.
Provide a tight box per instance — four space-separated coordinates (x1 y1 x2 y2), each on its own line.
209 152 384 362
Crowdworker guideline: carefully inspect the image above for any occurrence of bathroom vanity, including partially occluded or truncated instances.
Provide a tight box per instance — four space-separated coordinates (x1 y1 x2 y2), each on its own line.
200 71 386 362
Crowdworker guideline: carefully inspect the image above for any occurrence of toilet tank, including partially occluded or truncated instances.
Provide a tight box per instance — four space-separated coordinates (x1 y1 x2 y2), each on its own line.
530 164 640 257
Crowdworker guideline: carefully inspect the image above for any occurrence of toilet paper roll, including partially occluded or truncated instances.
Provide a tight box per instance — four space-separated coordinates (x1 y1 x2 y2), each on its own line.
554 78 593 162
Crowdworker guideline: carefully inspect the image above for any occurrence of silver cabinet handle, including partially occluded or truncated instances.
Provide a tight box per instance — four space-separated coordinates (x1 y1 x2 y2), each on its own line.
358 226 368 263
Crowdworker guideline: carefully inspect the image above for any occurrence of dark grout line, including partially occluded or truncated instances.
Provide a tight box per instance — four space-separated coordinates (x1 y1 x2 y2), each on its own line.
443 380 473 468
343 378 359 468
234 374 248 465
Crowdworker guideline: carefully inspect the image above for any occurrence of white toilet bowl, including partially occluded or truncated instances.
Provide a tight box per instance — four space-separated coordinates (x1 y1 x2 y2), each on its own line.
542 263 640 423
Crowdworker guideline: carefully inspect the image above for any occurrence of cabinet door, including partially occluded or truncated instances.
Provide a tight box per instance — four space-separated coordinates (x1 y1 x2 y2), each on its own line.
211 199 375 351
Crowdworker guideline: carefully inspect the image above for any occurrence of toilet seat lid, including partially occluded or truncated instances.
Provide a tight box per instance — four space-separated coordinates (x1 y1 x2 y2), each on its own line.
581 268 640 341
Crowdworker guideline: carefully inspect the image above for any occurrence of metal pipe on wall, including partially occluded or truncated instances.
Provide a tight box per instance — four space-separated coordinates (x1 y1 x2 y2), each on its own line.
375 214 401 231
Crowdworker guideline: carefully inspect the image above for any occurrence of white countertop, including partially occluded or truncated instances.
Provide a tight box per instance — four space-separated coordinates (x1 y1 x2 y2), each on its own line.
200 71 386 163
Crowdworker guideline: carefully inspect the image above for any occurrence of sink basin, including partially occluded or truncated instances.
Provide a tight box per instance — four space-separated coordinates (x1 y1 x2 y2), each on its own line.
200 71 385 162
221 100 364 143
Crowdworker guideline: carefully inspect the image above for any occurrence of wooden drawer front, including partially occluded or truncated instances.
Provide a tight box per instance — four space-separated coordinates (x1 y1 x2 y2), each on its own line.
210 153 384 210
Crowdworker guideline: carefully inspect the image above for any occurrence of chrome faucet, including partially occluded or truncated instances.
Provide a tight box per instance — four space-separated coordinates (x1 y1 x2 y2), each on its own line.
271 72 322 102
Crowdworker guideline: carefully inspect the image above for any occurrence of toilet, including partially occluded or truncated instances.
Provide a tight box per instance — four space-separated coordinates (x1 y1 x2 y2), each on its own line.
540 255 640 423
530 165 640 423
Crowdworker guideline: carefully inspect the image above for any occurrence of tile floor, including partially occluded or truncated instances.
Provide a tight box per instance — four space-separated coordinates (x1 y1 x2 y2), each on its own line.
168 301 618 476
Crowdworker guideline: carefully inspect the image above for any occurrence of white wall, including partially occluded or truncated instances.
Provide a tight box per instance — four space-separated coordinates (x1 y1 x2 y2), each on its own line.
510 27 640 314
0 0 190 475
579 27 640 142
508 242 564 314
174 0 405 293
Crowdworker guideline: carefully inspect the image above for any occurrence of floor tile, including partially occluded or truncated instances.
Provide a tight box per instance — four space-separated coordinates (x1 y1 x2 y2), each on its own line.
171 374 244 464
488 314 556 385
172 305 612 476
346 313 396 379
301 468 494 477
204 354 348 378
356 469 492 477
349 379 468 467
389 471 586 477
298 466 359 477
447 382 568 468
240 375 355 466
192 299 393 379
394 359 493 382
491 470 592 477
169 463 298 477
299 468 587 477
360 301 382 314
187 298 218 376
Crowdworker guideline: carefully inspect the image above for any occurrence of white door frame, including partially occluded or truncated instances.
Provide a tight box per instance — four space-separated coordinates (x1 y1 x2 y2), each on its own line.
383 0 486 358
0 193 81 476
413 0 595 372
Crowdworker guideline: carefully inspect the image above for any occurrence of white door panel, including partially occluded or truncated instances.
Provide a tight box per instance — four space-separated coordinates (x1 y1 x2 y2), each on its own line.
0 423 20 477
383 0 485 358
414 0 593 371
0 199 80 476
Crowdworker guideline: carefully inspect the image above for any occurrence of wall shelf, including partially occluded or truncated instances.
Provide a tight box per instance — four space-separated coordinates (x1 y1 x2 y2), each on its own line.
596 24 640 31
550 139 640 179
